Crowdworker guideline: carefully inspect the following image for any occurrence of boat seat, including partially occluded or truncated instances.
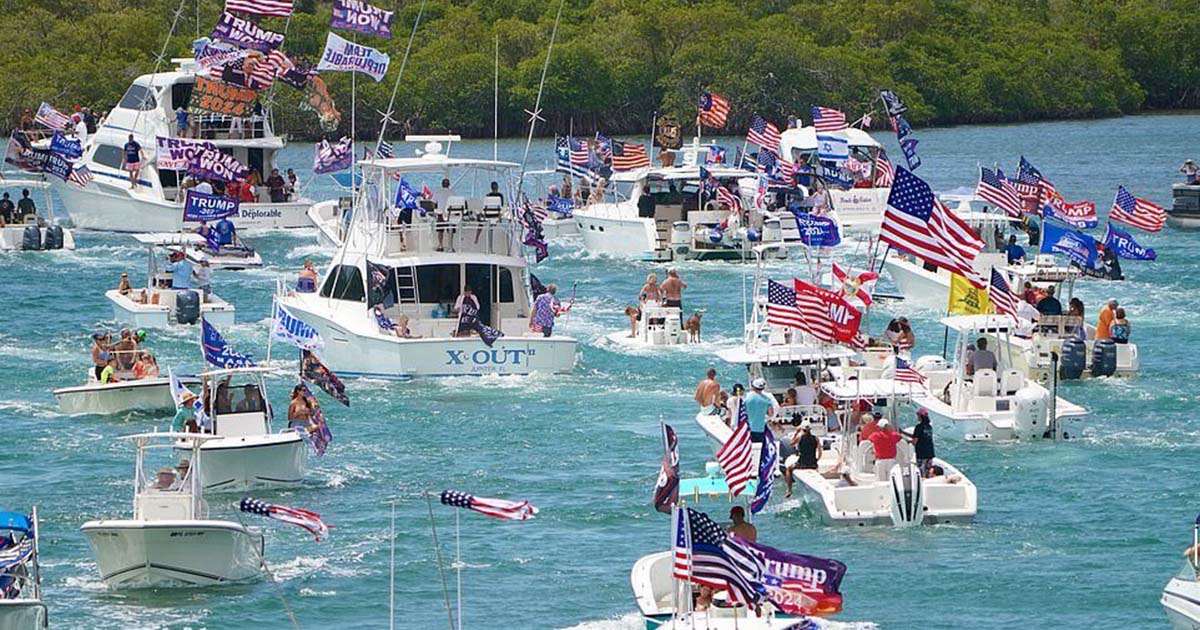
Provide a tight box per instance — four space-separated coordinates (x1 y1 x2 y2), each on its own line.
973 369 998 397
767 327 787 346
1000 369 1024 395
481 197 502 219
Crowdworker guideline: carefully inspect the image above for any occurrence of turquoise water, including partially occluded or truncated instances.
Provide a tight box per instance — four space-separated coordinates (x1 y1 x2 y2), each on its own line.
2 113 1198 629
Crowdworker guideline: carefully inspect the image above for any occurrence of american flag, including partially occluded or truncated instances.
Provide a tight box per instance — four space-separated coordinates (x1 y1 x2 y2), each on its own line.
746 115 781 151
377 141 394 158
880 167 986 288
610 140 649 171
568 137 591 167
1110 185 1166 233
672 507 765 606
735 147 759 171
35 102 71 130
555 136 594 181
239 497 329 541
976 167 1023 218
753 176 768 209
894 357 927 386
757 149 783 184
989 268 1018 319
811 106 847 132
716 183 741 211
1015 156 1057 205
68 164 93 187
716 399 754 497
225 0 294 17
652 424 679 514
440 489 538 521
874 152 895 187
698 91 731 128
767 279 805 329
250 50 294 88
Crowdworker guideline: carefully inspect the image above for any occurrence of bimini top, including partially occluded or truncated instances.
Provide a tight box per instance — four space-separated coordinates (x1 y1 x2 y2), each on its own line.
357 154 519 174
717 343 858 365
821 378 919 402
940 314 1019 333
780 126 882 156
198 366 280 379
132 232 205 246
0 511 32 534
608 164 758 184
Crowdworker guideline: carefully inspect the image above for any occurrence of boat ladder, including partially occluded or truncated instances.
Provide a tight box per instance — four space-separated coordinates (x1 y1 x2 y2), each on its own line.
396 267 418 305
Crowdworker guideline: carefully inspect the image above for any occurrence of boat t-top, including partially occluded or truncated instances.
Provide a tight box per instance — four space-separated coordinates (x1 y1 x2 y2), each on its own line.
0 178 74 252
278 137 578 378
51 58 315 232
53 332 198 416
0 508 46 629
80 432 264 588
176 367 307 492
909 314 1088 441
137 231 262 271
777 125 892 235
106 233 235 329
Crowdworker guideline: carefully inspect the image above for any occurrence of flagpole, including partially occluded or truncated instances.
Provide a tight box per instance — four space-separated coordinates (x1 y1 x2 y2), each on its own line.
266 296 275 364
493 33 499 162
389 500 396 630
454 509 463 630
424 493 457 630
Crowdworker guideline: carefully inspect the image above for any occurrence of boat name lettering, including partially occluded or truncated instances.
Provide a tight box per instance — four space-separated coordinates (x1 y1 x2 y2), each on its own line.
169 531 206 537
444 348 531 366
240 207 283 220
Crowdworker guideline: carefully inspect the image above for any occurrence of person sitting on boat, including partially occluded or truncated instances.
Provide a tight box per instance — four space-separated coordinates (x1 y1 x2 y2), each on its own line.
713 390 731 422
117 272 133 296
530 283 563 338
172 392 200 432
16 189 35 223
694 586 715 612
374 304 406 337
694 368 720 410
214 216 238 247
589 178 607 205
868 418 903 481
165 251 193 290
133 352 158 379
782 387 798 407
297 259 319 293
727 506 756 542
1036 285 1063 316
153 467 177 491
121 134 143 190
267 168 287 203
967 337 997 377
99 355 120 385
639 273 662 306
793 372 818 407
574 178 590 206
485 181 505 206
395 314 420 339
236 384 264 413
1067 298 1089 339
743 378 780 442
168 460 192 491
453 285 481 337
287 385 314 432
783 420 822 498
1111 308 1131 344
1181 160 1200 185
1004 235 1026 265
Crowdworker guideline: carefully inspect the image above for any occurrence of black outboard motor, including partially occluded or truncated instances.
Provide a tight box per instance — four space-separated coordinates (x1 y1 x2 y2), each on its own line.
20 225 42 250
1091 338 1118 377
176 290 201 325
43 225 64 250
1059 337 1086 380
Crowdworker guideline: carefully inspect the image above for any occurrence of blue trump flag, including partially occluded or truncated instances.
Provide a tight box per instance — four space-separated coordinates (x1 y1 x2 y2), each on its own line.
790 210 841 247
183 189 239 222
201 319 256 368
1103 222 1157 261
50 131 82 160
394 177 419 211
546 195 574 217
1041 220 1099 269
750 425 777 515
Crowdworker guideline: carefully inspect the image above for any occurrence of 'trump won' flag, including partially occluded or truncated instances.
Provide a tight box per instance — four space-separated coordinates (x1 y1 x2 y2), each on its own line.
313 136 354 174
317 32 390 82
201 319 256 368
331 0 394 39
440 490 538 520
272 303 325 350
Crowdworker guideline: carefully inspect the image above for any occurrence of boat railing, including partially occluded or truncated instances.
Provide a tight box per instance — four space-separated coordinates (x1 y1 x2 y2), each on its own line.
377 220 521 258
1036 315 1084 338
182 114 273 141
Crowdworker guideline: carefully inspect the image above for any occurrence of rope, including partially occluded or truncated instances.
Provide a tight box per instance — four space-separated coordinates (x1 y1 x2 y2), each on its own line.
233 509 301 630
131 0 191 132
424 493 457 630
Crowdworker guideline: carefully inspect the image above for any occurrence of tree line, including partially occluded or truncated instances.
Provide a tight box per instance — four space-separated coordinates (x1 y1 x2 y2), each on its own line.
1 0 1196 141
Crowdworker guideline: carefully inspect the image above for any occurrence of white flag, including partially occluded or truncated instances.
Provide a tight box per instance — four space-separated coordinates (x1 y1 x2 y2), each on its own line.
316 31 390 82
272 303 324 350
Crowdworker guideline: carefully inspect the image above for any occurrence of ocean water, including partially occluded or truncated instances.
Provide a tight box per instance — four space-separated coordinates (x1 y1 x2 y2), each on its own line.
2 113 1198 629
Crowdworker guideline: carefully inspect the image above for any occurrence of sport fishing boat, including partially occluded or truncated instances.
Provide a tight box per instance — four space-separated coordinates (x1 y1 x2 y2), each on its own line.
1163 515 1200 629
80 432 264 588
0 179 75 252
605 303 693 348
53 340 198 416
107 233 235 328
789 379 976 527
0 508 47 630
911 315 1088 441
777 125 891 234
138 231 262 271
278 139 577 378
50 58 315 232
179 367 307 492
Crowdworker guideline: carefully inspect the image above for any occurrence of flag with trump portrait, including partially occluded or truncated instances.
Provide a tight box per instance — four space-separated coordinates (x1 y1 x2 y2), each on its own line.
743 538 847 616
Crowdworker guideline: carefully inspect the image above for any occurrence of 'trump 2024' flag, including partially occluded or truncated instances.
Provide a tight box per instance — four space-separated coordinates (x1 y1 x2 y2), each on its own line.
201 319 256 368
1103 222 1157 261
183 190 239 223
743 538 847 616
317 32 390 82
440 490 538 520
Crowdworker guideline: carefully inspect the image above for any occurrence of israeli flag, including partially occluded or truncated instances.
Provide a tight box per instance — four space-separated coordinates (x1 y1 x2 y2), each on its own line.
271 303 325 350
816 134 849 162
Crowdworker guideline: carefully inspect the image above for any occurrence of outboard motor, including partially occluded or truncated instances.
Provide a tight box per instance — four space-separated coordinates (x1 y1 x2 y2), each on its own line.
888 463 926 527
1012 388 1049 440
21 225 42 250
1058 337 1086 380
43 225 64 250
175 290 201 325
1091 338 1117 377
671 221 690 257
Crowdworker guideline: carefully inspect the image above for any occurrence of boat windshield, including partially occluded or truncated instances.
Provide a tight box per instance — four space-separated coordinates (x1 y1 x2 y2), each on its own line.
118 83 157 111
1178 558 1199 581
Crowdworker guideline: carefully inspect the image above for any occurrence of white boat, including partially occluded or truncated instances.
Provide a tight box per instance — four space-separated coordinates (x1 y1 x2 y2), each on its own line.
54 369 198 416
525 168 578 239
604 303 694 347
910 315 1088 441
279 138 577 378
788 379 976 527
0 508 47 630
0 180 75 252
50 58 314 232
777 126 892 234
136 231 262 270
80 432 264 588
106 233 235 328
1163 520 1200 629
180 367 307 492
1169 183 1200 229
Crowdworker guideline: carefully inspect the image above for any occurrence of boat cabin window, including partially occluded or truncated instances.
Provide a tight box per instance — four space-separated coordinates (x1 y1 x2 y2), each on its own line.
93 144 124 170
214 381 266 415
320 264 366 302
416 264 460 304
118 83 157 111
497 267 515 303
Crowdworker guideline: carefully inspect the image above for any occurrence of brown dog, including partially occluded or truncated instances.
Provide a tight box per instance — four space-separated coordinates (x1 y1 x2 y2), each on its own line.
684 312 702 342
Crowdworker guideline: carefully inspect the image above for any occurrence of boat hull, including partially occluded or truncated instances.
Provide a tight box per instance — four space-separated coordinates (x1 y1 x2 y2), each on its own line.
53 376 199 416
1163 577 1200 629
80 520 263 588
0 601 47 630
542 216 578 239
184 433 308 492
575 211 659 259
106 290 235 329
883 258 949 309
54 181 312 232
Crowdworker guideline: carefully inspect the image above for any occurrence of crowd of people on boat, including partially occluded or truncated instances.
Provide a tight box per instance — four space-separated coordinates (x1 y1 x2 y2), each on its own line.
89 329 159 384
1015 287 1133 344
0 189 40 227
115 250 214 304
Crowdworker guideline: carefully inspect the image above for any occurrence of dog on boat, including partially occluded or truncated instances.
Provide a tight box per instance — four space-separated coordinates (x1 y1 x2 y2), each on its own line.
684 312 702 342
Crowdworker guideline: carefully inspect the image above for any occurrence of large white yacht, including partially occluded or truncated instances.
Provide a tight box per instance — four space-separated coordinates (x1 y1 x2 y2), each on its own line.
51 58 314 232
278 138 578 378
777 125 892 234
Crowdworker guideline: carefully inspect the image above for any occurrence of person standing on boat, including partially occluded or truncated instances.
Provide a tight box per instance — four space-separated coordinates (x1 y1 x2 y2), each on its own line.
82 107 96 134
661 269 687 314
16 189 35 223
432 178 454 250
121 134 143 189
165 251 193 290
1004 235 1026 265
639 273 662 306
113 329 138 371
727 506 756 542
174 107 189 139
694 368 720 409
287 385 314 432
744 378 779 442
297 260 319 293
91 333 110 381
286 169 298 200
172 392 200 433
784 420 821 498
73 113 88 146
454 285 481 337
868 418 903 481
0 193 14 224
214 215 238 247
1181 160 1200 185
267 169 287 203
1111 308 1132 343
906 410 935 477
195 260 212 303
530 283 562 338
485 181 505 206
969 338 997 374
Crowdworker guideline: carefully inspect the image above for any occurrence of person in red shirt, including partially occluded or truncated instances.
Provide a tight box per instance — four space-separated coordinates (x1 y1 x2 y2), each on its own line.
868 418 903 481
858 412 880 443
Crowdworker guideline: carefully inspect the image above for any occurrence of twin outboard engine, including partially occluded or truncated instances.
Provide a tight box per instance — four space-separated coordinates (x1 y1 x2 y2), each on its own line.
175 290 201 325
888 463 926 527
43 225 64 250
21 225 42 250
1091 338 1117 377
1058 337 1087 380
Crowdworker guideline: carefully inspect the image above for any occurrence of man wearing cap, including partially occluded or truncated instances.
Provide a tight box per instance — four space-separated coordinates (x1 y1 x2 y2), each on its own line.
868 418 903 481
1096 298 1118 341
165 251 193 290
727 506 756 542
907 410 935 477
784 420 822 498
743 377 780 442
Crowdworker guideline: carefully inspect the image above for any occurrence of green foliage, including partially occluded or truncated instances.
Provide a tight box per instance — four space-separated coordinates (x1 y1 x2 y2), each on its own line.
0 0 1190 139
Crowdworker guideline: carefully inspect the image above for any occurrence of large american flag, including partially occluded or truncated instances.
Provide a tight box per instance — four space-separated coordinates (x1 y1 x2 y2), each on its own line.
874 152 895 187
698 91 730 128
68 164 93 187
568 137 591 167
976 167 1023 218
880 167 986 288
767 279 805 328
894 356 927 387
1110 185 1166 233
989 268 1018 319
35 102 71 130
746 115 781 152
673 507 765 606
716 399 754 497
610 140 649 171
440 490 538 521
225 0 294 17
240 497 329 540
811 106 847 132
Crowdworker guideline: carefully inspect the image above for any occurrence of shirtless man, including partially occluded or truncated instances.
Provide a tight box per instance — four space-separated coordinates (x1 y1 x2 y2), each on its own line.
727 506 756 542
694 368 720 409
661 269 687 310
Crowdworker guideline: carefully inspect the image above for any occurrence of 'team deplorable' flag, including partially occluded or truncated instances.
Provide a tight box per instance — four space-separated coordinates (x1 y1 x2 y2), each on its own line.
317 31 390 82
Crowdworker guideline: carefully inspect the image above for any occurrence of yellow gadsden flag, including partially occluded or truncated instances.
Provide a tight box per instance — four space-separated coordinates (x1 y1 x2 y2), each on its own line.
947 273 991 315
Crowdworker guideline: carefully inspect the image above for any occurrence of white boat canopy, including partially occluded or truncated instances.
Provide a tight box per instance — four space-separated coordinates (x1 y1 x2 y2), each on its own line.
940 314 1021 333
197 366 282 379
821 378 919 402
357 155 519 174
717 343 858 365
132 232 207 246
779 125 883 157
607 164 759 183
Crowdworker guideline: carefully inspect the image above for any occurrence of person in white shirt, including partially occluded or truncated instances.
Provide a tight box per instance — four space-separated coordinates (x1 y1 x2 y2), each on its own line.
194 180 214 195
793 372 818 406
453 285 480 337
74 115 88 146
432 178 454 250
970 337 998 373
